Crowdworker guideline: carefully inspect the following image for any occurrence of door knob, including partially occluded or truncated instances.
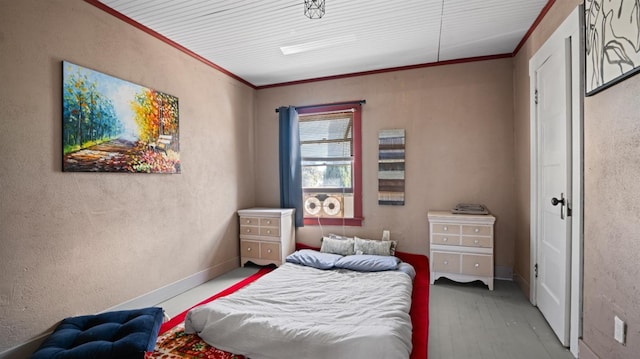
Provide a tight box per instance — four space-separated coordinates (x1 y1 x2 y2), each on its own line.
551 193 566 219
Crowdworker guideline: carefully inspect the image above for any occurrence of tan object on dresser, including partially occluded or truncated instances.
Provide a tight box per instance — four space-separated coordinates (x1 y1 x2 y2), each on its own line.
428 210 496 290
237 208 295 267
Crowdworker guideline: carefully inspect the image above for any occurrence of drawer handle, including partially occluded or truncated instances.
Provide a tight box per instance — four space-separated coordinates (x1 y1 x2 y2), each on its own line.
246 229 251 233
267 249 272 253
247 247 251 252
474 239 479 244
266 230 271 234
475 263 479 268
266 220 271 224
474 228 480 233
246 220 250 224
443 237 448 242
443 260 448 265
443 226 448 231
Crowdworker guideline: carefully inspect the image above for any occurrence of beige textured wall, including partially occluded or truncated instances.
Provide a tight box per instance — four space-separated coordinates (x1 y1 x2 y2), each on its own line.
255 59 516 267
0 0 255 351
582 68 640 358
512 0 580 297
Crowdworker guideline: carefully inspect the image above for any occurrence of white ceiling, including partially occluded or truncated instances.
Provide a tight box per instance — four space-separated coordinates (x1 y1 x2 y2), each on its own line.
96 0 549 87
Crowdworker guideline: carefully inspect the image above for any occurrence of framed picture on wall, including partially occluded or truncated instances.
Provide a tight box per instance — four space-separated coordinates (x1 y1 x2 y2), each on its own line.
585 0 640 96
62 61 180 173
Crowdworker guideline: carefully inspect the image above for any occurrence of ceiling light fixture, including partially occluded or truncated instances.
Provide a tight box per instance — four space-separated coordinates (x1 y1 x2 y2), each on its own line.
304 0 325 19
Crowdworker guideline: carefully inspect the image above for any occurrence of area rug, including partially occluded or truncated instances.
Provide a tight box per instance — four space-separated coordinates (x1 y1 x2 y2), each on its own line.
150 246 429 359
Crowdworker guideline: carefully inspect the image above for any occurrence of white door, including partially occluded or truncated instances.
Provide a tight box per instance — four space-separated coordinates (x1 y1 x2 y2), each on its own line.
531 33 572 346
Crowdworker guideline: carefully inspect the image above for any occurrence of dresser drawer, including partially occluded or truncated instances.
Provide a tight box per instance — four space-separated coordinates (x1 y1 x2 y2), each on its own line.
240 240 259 257
260 227 280 237
461 254 492 277
260 218 280 227
240 225 259 236
461 236 492 248
260 242 281 261
432 223 461 234
432 252 461 274
432 234 461 246
462 224 492 236
240 217 259 226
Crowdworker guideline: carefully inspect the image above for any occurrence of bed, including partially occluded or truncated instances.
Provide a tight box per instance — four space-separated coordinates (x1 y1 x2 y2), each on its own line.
181 242 429 359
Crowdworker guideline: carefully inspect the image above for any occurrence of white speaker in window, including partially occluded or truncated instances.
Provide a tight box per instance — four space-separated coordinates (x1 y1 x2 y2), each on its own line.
322 195 343 217
304 196 322 216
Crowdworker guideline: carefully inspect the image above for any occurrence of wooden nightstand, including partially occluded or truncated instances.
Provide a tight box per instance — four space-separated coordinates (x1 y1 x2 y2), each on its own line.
237 208 295 267
428 210 496 290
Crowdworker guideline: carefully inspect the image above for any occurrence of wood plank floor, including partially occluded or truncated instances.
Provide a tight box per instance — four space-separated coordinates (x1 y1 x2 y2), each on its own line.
429 278 574 359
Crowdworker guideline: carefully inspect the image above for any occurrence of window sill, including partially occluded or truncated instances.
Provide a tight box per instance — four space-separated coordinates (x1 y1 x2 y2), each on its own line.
303 217 363 226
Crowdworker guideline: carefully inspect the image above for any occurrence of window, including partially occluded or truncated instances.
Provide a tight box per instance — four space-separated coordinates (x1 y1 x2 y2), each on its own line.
297 103 363 226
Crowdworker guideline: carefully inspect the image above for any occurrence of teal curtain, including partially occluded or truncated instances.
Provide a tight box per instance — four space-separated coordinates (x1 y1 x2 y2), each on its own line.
278 106 304 227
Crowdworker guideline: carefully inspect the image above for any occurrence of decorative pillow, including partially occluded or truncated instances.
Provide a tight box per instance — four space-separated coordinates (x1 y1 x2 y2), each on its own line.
397 262 416 280
354 236 393 256
286 249 343 269
334 254 400 272
320 236 355 256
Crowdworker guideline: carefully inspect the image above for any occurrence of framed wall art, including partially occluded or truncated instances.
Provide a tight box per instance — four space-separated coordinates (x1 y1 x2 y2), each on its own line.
62 61 180 173
378 129 405 206
585 0 640 96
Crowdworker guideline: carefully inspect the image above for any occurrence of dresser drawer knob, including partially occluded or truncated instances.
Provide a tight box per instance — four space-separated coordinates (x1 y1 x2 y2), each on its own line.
443 237 448 242
266 230 271 234
246 229 251 233
247 247 251 252
267 249 272 253
246 220 250 224
474 239 479 244
266 220 271 224
474 228 480 233
475 263 480 268
443 226 448 231
443 260 448 265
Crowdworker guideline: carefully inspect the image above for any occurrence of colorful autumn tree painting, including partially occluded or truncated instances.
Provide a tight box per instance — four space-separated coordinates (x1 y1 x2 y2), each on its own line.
62 62 180 173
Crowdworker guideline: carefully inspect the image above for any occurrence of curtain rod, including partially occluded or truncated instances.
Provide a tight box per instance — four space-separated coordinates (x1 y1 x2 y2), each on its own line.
275 99 366 113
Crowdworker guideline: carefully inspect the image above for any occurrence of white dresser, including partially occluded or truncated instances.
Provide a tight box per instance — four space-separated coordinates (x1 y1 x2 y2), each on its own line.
237 208 295 267
428 210 496 290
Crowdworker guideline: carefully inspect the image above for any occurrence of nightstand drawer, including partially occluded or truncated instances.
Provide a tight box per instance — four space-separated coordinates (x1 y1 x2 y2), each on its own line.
461 254 492 277
240 240 259 257
260 227 280 237
260 218 280 227
462 225 492 236
432 223 461 234
261 242 281 261
432 234 461 245
240 225 259 236
241 217 259 226
461 236 492 248
432 252 461 273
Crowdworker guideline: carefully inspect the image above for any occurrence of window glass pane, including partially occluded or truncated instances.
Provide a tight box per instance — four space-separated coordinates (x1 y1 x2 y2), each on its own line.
300 141 351 159
302 163 352 189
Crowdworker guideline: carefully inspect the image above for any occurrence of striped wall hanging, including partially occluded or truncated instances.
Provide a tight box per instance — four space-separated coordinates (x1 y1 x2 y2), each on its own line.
378 129 405 205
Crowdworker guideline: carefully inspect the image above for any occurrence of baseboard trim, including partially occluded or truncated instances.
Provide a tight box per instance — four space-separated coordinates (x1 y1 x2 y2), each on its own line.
495 265 514 281
578 339 599 359
0 257 239 359
513 271 531 300
103 256 239 312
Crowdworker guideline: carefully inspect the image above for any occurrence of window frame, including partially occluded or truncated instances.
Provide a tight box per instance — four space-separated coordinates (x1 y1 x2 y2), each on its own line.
297 103 363 226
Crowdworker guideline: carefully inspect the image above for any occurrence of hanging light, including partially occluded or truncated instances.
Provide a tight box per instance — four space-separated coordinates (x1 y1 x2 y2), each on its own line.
304 0 325 19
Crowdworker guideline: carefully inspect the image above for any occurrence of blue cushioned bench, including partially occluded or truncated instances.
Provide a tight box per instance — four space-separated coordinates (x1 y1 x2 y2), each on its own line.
30 307 163 359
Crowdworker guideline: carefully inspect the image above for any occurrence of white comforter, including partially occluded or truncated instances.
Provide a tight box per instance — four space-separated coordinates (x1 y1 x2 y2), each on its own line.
184 262 413 359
